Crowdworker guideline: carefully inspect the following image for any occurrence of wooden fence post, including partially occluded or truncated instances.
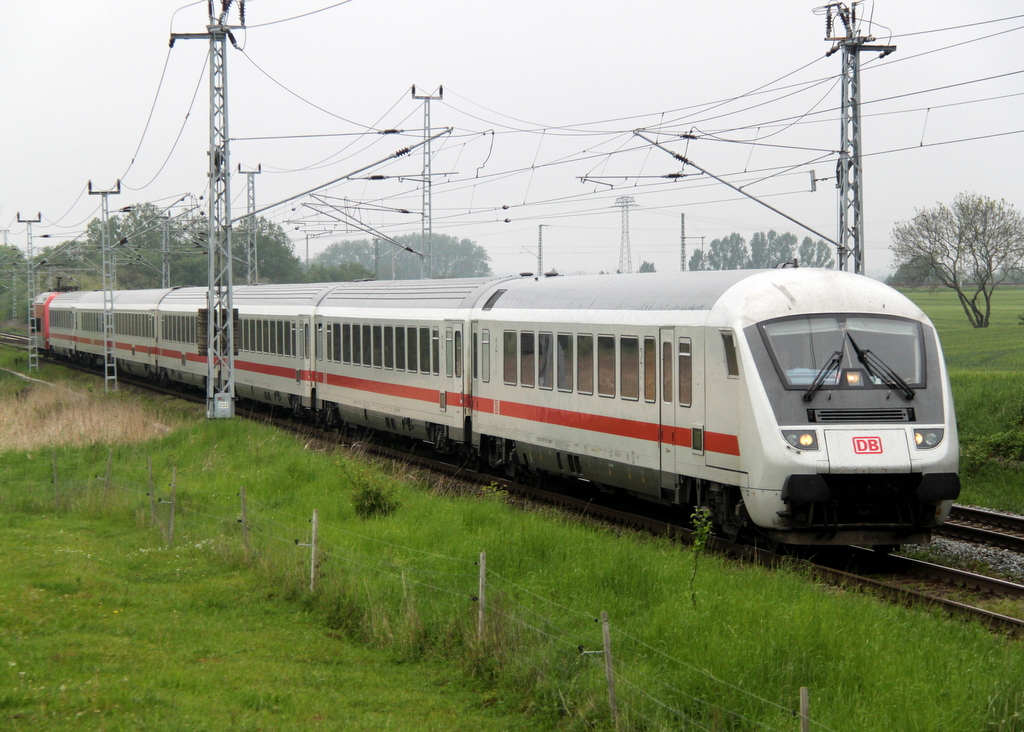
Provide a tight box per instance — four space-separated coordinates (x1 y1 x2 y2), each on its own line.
168 466 176 547
102 448 113 506
240 486 249 554
148 457 156 526
52 449 59 510
601 610 619 730
800 687 810 732
309 509 318 592
478 551 487 642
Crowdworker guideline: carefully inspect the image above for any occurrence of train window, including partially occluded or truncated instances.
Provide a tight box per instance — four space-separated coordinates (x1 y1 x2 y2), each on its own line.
316 323 324 361
482 329 491 383
577 334 594 395
373 325 383 368
679 338 692 407
406 327 418 372
503 330 517 385
349 323 360 365
302 323 308 359
644 337 657 403
598 335 615 398
520 332 535 388
384 326 394 369
419 327 431 374
333 323 346 364
431 327 440 375
455 330 462 379
721 331 739 377
270 320 279 355
240 320 248 351
620 336 639 401
445 328 454 377
340 323 350 363
362 325 372 367
557 333 572 392
258 319 266 354
538 332 553 390
662 341 673 403
262 320 271 354
289 322 296 357
395 327 406 371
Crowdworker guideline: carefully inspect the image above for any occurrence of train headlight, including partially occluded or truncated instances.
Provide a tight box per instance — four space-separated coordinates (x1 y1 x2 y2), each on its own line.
914 428 944 449
783 430 818 450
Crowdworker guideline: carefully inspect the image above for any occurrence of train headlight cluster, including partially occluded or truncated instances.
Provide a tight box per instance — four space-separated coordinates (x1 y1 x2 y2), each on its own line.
914 428 944 449
782 430 818 450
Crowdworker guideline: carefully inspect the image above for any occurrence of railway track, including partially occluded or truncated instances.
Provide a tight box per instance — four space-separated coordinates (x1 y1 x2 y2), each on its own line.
0 330 29 348
940 505 1024 553
13 352 1024 635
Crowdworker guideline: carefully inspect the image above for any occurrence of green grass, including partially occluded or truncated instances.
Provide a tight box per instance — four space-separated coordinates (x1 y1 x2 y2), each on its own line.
3 403 1024 730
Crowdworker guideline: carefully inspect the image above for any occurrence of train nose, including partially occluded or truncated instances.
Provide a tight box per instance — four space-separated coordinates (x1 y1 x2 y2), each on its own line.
822 429 911 473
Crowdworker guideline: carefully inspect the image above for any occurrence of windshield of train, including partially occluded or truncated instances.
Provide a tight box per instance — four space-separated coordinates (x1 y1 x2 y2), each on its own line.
759 314 925 389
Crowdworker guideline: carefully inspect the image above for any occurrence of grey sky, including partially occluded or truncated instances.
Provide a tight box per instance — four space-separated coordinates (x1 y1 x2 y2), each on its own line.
2 1 1021 279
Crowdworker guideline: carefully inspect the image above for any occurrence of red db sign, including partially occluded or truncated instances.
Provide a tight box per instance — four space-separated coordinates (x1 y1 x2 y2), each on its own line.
853 436 883 454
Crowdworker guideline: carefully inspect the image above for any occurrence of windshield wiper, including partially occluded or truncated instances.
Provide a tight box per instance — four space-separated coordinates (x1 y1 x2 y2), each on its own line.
847 334 915 400
802 349 843 402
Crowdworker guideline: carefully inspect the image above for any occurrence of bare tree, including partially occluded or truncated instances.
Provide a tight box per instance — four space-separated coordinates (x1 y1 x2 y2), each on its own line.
891 193 1024 328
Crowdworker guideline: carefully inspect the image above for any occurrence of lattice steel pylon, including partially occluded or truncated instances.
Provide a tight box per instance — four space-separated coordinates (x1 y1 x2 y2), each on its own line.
88 181 121 391
16 212 41 372
824 2 895 274
240 164 261 285
615 196 636 273
412 85 443 278
172 1 245 419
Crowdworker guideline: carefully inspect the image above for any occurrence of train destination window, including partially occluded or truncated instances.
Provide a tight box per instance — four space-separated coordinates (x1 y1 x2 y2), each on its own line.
538 332 553 390
342 324 351 363
455 330 462 379
373 325 383 368
644 337 657 403
620 336 639 401
362 324 372 366
503 330 517 385
482 329 491 383
557 333 572 392
431 327 440 375
520 331 535 388
679 338 692 407
395 326 406 371
384 326 394 369
598 335 615 398
577 334 594 395
721 330 739 377
419 327 431 374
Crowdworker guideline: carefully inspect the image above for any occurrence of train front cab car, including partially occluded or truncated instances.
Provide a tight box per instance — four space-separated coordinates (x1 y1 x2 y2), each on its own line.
729 269 960 547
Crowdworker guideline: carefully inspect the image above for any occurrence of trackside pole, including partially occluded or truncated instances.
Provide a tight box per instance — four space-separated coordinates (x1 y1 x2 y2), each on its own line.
310 509 318 592
239 486 249 554
478 551 486 642
52 449 58 510
800 687 810 732
601 610 619 729
148 457 156 526
103 448 113 506
168 466 177 547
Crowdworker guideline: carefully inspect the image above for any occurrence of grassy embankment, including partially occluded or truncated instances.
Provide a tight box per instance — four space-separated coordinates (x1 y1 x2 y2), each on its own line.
903 287 1024 513
3 348 1024 731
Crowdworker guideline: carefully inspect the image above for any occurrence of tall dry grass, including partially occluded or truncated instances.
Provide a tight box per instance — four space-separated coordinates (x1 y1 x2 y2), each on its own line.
0 377 188 451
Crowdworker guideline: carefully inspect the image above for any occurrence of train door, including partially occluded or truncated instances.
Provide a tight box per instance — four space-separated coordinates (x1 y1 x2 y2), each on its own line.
443 320 468 440
661 328 706 484
311 316 324 410
704 328 742 472
658 328 677 486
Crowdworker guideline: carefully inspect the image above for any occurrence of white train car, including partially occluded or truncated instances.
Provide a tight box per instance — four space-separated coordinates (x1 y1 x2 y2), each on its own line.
35 268 960 547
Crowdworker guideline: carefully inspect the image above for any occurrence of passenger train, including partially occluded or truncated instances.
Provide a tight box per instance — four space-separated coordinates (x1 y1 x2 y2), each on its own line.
33 268 960 547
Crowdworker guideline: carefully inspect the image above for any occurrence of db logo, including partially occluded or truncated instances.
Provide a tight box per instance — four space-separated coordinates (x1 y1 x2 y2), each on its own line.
853 436 883 454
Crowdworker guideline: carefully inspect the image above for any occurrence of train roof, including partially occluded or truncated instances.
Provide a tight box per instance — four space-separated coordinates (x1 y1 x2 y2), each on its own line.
315 277 509 310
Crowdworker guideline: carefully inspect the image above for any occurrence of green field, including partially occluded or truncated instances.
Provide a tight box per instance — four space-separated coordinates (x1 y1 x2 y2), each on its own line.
902 286 1024 512
3 345 1024 731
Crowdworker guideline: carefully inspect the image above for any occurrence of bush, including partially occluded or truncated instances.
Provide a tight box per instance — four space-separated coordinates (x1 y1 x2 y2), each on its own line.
352 482 401 519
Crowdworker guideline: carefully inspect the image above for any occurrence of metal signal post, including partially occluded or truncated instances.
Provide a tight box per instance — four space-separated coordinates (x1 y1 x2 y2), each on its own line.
412 85 443 278
171 1 245 418
16 212 41 371
88 181 121 391
240 164 261 285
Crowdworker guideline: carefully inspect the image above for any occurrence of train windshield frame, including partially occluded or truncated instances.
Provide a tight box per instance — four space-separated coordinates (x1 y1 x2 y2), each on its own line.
758 313 926 391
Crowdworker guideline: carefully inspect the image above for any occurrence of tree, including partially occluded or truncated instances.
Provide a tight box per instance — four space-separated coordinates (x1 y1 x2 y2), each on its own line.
638 260 656 273
688 248 708 271
314 233 491 279
891 193 1024 328
798 236 835 269
706 233 749 270
749 230 797 269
